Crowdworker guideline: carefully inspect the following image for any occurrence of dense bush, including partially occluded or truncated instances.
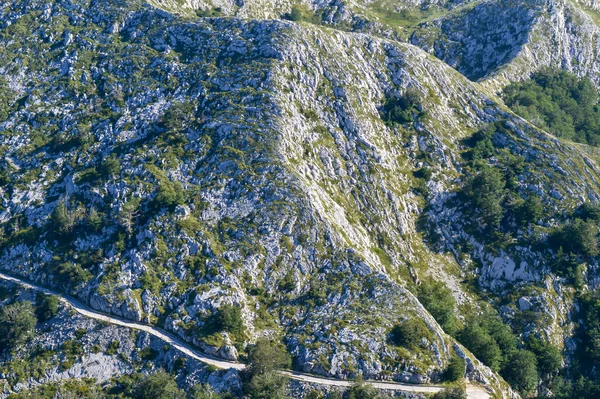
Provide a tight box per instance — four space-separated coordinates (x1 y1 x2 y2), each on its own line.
504 69 600 145
304 391 325 399
380 89 423 126
53 261 92 287
283 5 322 24
100 155 121 177
552 376 600 399
0 301 37 351
460 123 537 235
246 371 288 399
576 292 600 371
389 319 430 348
155 179 185 208
457 310 518 373
195 7 223 17
50 200 76 236
36 294 60 322
189 384 222 399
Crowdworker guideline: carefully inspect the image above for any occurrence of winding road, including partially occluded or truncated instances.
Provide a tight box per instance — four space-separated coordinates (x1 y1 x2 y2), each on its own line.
0 272 490 399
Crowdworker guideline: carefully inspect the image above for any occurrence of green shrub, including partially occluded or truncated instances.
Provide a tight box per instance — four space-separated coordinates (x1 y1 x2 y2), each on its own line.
53 262 92 287
462 166 506 228
246 371 288 399
380 90 423 126
389 319 429 348
100 155 121 177
155 180 185 208
0 301 37 351
443 355 465 382
139 347 158 361
304 390 325 399
50 200 76 236
105 340 120 356
515 195 544 225
36 294 60 322
417 280 457 334
195 7 223 17
244 339 291 399
284 5 321 23
209 304 245 339
74 328 87 340
190 384 222 399
347 377 392 399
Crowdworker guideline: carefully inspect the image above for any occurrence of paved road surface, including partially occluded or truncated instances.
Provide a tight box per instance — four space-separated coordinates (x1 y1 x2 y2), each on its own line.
0 271 490 399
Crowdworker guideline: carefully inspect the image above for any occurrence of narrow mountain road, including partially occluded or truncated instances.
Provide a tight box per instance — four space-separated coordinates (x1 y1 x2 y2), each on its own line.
0 272 490 399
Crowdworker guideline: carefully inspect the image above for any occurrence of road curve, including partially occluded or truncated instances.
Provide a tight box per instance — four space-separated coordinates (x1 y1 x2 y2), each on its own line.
0 271 490 399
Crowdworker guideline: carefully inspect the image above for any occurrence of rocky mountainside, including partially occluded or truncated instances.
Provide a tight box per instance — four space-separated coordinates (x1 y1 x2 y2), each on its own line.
3 0 600 398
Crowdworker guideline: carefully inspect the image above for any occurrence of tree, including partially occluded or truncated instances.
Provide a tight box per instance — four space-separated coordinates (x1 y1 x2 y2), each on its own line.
504 69 600 146
246 338 291 376
132 371 185 399
246 371 288 399
288 5 303 21
0 301 37 351
500 350 538 395
516 195 544 225
50 200 76 236
528 337 562 377
215 304 244 336
245 339 291 399
463 166 506 228
417 280 457 334
36 294 60 322
458 324 502 371
432 387 467 399
443 355 465 382
118 199 140 236
100 155 121 177
551 218 599 257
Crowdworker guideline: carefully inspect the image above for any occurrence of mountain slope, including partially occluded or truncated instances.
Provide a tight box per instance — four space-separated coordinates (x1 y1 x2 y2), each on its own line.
5 0 600 398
